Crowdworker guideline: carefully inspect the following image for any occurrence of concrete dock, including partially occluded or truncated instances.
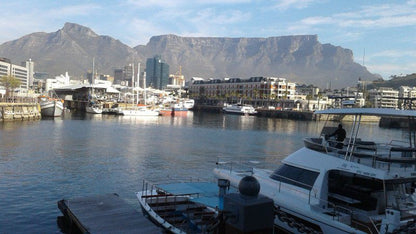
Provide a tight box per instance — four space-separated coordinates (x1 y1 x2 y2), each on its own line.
57 193 160 233
0 103 41 121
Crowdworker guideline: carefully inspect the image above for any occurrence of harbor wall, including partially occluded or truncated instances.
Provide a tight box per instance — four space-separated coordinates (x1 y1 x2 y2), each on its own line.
192 105 314 120
0 103 41 121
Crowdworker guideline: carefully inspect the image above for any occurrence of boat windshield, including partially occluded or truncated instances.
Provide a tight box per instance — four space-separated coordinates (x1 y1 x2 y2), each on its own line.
270 164 319 190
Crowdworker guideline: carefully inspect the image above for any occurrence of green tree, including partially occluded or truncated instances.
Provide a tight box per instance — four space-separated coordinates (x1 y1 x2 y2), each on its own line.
306 94 313 111
1 75 21 102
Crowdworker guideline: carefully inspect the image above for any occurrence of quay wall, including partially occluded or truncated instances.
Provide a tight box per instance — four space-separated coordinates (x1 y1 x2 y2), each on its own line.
192 105 314 120
0 103 41 121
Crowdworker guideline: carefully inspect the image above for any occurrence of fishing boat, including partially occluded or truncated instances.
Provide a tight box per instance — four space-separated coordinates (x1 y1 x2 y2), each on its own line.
160 102 188 116
85 101 103 114
214 108 416 234
223 103 257 115
137 181 220 233
38 94 64 117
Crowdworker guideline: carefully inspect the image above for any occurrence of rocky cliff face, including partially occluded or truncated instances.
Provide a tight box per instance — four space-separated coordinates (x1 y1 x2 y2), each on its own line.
0 23 377 88
137 34 374 88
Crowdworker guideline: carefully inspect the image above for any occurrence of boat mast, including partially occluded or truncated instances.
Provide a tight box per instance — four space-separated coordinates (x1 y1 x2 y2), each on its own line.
137 63 140 105
131 63 135 105
144 72 147 105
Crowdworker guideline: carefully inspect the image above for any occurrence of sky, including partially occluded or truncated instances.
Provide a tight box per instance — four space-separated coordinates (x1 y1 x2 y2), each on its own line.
0 0 415 80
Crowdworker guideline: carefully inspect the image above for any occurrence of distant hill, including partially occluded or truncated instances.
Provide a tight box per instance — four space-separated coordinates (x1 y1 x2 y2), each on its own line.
368 73 416 89
0 22 378 88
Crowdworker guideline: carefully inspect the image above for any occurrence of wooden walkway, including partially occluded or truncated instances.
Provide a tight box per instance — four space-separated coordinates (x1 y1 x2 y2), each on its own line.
58 193 161 233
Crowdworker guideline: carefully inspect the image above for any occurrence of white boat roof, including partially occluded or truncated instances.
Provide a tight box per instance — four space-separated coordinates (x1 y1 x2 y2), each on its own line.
315 108 416 117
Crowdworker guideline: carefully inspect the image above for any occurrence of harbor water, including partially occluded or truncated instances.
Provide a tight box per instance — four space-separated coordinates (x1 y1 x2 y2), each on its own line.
0 111 407 233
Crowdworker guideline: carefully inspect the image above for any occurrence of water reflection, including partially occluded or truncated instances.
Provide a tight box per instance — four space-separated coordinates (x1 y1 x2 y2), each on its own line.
0 111 411 233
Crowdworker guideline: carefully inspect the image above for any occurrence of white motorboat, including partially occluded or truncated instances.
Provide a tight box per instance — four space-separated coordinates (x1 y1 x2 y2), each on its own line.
214 108 416 234
121 105 159 116
85 102 102 114
223 103 257 115
182 99 195 109
38 95 64 117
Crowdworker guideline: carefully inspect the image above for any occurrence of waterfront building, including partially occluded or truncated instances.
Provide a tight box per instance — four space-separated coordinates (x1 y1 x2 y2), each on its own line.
368 87 399 109
146 55 169 90
399 86 416 109
45 72 71 92
0 57 30 90
169 73 185 87
189 76 296 101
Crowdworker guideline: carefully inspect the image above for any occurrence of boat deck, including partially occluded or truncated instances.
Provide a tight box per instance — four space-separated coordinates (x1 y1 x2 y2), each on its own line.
58 193 161 233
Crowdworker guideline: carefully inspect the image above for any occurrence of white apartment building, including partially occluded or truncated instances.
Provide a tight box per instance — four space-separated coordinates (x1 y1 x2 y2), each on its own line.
0 58 32 90
368 87 399 109
399 86 416 109
189 76 296 100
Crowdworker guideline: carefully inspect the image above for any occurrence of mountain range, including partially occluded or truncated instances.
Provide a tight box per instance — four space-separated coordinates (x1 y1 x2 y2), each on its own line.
0 22 378 88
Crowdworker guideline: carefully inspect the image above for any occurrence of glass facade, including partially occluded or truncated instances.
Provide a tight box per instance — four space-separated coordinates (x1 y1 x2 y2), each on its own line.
145 55 169 90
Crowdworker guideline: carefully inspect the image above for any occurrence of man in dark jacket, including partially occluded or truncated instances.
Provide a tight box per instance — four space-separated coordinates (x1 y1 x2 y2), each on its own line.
329 124 346 148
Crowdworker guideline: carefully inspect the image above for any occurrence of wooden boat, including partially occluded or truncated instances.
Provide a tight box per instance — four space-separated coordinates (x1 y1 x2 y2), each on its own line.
137 181 220 234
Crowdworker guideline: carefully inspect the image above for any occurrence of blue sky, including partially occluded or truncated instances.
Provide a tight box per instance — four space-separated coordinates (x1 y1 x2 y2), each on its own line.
1 0 415 79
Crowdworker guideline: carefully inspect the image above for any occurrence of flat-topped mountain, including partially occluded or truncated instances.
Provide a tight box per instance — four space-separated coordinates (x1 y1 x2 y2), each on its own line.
0 22 378 88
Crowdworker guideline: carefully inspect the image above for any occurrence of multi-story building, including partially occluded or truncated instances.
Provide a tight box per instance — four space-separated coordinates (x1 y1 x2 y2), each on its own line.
146 55 169 90
189 76 296 101
0 58 30 90
399 86 416 109
368 87 399 109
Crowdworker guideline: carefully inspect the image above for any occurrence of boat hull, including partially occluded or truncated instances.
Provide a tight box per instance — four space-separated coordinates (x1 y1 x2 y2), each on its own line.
40 100 64 117
160 108 188 116
86 106 103 114
121 109 159 116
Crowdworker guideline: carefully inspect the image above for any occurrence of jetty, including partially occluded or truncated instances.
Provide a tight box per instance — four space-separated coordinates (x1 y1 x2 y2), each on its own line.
0 103 41 121
57 193 161 233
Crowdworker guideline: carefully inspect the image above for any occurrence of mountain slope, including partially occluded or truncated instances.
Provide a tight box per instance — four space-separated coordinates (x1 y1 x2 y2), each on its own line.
0 23 138 77
0 22 377 88
136 34 376 88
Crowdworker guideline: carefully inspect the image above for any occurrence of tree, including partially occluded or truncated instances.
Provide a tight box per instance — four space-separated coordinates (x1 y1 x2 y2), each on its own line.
1 75 21 102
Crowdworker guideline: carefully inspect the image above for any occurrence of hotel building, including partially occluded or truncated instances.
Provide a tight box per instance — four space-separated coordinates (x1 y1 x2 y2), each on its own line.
189 76 296 101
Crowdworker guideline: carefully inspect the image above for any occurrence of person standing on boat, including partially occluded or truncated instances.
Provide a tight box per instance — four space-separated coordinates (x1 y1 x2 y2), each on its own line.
328 124 346 149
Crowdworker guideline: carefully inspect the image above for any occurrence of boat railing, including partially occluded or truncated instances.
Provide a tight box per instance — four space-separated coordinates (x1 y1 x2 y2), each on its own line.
271 173 383 230
215 159 264 175
305 137 416 173
140 180 205 213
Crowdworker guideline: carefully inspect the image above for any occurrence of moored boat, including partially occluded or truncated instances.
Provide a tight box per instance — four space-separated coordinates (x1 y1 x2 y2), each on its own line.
223 103 257 115
85 101 102 114
215 108 416 234
182 99 195 109
137 181 220 233
160 102 188 116
38 95 64 117
121 105 159 116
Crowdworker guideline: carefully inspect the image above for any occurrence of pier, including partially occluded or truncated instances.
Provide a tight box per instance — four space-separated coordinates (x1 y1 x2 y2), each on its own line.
0 103 41 121
57 193 161 233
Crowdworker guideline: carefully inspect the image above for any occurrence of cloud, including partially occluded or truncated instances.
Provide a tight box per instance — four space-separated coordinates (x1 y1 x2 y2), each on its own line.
369 50 416 59
125 18 167 46
273 0 322 11
125 0 251 8
299 2 416 29
367 62 416 78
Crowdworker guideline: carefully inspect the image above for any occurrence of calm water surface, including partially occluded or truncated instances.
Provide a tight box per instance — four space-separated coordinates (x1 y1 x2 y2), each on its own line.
0 111 407 233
